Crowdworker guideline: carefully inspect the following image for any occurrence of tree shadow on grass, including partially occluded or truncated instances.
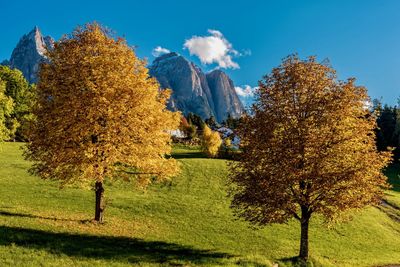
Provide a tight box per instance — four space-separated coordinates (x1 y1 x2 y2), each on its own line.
0 210 90 223
386 164 400 192
171 151 206 159
0 225 231 265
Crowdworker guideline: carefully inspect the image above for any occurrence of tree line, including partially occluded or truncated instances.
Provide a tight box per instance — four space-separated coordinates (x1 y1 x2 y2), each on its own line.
374 99 400 163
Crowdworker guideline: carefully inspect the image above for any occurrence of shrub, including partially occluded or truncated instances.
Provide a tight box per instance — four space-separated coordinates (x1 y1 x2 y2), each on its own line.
201 125 222 158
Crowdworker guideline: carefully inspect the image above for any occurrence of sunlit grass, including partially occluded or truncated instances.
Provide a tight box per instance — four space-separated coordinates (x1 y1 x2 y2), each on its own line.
0 142 399 266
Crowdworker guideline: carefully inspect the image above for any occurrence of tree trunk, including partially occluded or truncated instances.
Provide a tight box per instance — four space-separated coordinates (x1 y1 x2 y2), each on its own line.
299 206 311 262
94 181 105 223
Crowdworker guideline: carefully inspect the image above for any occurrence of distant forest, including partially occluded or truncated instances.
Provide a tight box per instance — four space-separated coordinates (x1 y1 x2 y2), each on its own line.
374 99 400 163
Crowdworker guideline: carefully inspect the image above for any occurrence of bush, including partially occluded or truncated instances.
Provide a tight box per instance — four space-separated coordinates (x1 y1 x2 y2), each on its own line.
201 125 222 158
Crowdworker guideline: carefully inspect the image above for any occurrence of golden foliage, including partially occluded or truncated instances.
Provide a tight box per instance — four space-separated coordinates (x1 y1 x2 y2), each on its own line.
224 138 232 148
25 23 180 187
229 55 392 225
202 125 222 158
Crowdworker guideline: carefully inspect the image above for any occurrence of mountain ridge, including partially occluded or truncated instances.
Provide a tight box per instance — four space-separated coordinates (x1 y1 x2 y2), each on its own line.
149 52 244 122
3 29 245 122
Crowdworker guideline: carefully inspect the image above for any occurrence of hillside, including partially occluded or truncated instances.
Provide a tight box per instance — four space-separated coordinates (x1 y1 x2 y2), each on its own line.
0 142 399 266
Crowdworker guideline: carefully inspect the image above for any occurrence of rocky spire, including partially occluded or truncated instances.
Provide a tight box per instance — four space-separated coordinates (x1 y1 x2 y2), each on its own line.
9 26 54 84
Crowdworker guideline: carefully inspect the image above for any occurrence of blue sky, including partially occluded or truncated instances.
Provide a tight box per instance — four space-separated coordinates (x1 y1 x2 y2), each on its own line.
1 0 400 105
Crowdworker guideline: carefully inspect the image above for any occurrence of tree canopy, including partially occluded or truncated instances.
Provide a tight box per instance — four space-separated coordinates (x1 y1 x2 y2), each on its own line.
0 66 35 140
0 78 14 141
25 23 180 221
228 55 392 261
202 124 222 158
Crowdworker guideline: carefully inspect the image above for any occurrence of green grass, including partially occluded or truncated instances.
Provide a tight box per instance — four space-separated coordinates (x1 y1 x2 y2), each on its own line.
0 142 400 266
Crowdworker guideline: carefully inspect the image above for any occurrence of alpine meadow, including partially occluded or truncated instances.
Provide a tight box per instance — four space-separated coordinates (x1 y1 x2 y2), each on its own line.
1 2 400 267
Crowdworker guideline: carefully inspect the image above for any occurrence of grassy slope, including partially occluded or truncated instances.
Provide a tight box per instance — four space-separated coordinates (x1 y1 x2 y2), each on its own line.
0 143 399 267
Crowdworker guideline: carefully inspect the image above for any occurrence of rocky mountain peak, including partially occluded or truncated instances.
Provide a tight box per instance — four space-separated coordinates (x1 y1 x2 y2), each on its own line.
153 52 180 63
149 52 216 119
150 52 244 122
27 26 47 56
206 69 244 122
8 26 54 84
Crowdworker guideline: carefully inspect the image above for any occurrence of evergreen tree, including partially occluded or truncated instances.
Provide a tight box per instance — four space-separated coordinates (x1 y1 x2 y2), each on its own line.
205 115 218 129
187 113 205 130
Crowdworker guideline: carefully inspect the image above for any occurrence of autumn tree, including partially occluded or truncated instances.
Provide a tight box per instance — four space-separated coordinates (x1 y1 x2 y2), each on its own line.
25 23 180 223
202 124 222 157
180 116 197 140
228 55 392 262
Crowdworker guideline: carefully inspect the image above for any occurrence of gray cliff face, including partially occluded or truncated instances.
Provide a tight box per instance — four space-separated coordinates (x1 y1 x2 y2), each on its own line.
206 70 245 122
149 53 244 122
149 52 216 120
9 26 54 84
7 29 244 122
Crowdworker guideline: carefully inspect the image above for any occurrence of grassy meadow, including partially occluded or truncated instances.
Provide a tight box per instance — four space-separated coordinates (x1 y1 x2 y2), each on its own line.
0 142 399 266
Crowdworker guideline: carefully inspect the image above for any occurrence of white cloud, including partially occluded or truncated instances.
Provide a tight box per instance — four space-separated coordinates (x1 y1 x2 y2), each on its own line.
152 46 171 57
207 29 223 38
183 29 244 69
235 85 258 97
